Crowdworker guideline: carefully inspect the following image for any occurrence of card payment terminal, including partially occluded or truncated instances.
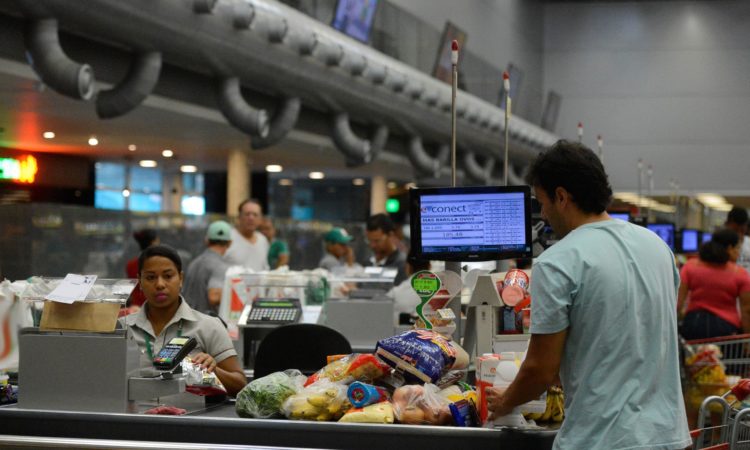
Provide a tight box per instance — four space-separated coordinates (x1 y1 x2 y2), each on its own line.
242 298 302 325
153 336 197 371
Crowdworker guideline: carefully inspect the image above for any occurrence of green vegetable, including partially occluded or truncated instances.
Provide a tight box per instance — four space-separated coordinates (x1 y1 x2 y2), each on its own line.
236 370 304 419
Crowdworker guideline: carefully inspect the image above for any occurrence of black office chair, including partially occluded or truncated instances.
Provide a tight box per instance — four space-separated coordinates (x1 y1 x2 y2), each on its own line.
252 323 352 379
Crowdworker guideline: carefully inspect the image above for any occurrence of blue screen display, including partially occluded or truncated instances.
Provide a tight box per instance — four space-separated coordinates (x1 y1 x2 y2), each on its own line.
609 212 630 222
647 224 675 250
702 231 713 243
332 0 378 42
681 229 699 253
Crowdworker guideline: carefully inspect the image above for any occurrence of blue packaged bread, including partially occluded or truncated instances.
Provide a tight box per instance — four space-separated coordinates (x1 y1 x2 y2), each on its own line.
375 330 469 384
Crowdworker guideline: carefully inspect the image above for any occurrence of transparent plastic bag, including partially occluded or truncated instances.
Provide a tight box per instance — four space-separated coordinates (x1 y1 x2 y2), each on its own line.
282 379 351 421
305 353 391 387
181 358 228 397
236 369 305 418
391 383 453 425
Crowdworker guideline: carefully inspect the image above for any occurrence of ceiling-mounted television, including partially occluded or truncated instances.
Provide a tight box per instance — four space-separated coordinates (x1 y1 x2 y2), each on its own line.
608 211 631 222
409 185 532 261
331 0 379 43
679 228 700 254
646 223 675 251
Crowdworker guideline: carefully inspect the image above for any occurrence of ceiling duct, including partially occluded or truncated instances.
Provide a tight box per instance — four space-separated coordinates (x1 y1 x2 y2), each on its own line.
463 152 495 185
409 136 449 179
250 97 301 150
96 51 162 119
332 112 388 166
216 77 270 138
193 0 217 14
231 2 255 29
23 18 95 100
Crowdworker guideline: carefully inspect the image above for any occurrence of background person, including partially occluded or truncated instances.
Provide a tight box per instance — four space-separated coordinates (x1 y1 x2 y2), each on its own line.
678 228 750 339
258 218 289 269
183 221 232 315
486 140 690 450
366 213 406 285
319 227 356 272
224 199 269 271
125 228 159 308
725 207 750 271
123 245 246 396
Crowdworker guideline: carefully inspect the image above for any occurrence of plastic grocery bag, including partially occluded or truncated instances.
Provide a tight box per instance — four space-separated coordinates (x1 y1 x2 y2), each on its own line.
305 353 391 387
339 401 395 424
376 330 469 384
181 357 228 397
282 379 351 421
236 369 305 418
392 383 453 425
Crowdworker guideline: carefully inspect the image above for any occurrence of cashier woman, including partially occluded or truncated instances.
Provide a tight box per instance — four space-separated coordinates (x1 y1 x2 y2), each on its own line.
121 245 247 396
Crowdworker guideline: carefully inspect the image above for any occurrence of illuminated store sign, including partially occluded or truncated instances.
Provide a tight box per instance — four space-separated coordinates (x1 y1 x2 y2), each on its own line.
0 155 38 183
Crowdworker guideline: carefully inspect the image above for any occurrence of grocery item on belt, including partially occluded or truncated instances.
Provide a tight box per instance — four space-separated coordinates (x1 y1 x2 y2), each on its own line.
282 379 351 421
392 383 453 425
182 357 227 397
236 369 305 419
338 401 395 424
449 398 479 427
439 382 477 405
144 405 187 415
376 330 469 384
304 353 392 387
347 381 390 408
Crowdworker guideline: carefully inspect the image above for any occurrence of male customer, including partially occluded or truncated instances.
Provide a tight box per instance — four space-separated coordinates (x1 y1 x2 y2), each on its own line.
225 199 270 271
366 213 406 285
319 227 356 272
486 141 690 450
726 206 750 271
183 220 233 314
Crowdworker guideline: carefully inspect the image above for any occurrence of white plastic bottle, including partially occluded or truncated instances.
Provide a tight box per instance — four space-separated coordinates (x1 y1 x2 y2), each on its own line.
491 352 527 427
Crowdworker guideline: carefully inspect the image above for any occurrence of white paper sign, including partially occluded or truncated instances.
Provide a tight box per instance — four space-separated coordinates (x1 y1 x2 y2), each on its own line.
45 274 98 304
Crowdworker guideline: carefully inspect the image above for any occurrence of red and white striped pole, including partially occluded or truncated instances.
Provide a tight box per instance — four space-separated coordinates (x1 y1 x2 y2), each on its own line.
597 134 604 161
577 122 584 143
503 70 510 186
451 40 459 188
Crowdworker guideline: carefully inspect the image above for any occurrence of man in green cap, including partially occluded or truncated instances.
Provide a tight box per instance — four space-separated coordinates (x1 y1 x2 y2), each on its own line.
319 227 356 273
183 220 233 314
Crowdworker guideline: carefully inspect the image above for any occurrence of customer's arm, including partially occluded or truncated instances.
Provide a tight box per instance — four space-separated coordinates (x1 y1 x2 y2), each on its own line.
676 283 689 319
486 329 567 418
740 291 750 333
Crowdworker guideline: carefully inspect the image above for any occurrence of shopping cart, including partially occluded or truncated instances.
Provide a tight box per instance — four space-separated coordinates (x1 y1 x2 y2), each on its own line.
690 378 750 449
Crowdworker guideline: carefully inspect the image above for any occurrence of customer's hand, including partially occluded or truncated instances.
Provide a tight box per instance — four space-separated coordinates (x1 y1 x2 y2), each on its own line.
192 352 217 373
485 386 512 418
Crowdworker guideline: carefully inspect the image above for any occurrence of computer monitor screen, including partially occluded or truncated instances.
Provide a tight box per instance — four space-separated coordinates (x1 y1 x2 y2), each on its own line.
409 185 532 261
609 212 631 222
646 223 675 250
680 229 700 253
331 0 379 43
701 231 713 244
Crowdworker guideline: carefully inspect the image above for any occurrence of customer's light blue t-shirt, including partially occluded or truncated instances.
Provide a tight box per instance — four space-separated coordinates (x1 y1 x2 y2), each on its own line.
530 219 691 450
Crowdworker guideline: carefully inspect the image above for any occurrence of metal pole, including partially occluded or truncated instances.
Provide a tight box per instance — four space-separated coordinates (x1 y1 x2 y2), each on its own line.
577 122 583 144
646 164 653 222
451 40 458 188
597 135 603 161
503 71 510 187
637 158 643 218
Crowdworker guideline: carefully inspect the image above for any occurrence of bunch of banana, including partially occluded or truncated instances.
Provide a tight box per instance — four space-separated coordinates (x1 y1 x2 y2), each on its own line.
523 387 565 422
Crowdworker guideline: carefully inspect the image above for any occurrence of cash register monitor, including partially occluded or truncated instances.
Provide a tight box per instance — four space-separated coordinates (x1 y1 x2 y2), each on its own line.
680 228 700 253
409 185 532 262
646 223 675 251
608 211 631 222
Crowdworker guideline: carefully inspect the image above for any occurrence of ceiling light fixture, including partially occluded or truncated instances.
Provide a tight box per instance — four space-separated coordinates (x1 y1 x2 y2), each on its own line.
309 171 325 180
266 164 283 173
162 149 174 158
387 181 397 189
88 136 99 146
122 188 131 198
352 178 366 186
139 160 157 168
42 131 55 139
128 144 137 151
180 165 197 173
279 178 293 186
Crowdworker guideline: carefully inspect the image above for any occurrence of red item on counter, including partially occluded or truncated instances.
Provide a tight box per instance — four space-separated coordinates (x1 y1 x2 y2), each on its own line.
144 405 187 415
500 269 530 307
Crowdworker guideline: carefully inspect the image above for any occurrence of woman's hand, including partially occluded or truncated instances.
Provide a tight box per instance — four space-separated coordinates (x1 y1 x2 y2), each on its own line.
191 352 217 373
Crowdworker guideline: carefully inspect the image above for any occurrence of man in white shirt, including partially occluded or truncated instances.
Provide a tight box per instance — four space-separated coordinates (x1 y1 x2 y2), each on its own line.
726 207 750 272
224 199 270 271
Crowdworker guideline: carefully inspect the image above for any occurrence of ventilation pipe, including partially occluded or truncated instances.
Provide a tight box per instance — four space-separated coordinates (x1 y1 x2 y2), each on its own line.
193 0 217 14
409 137 449 179
232 2 255 29
24 18 95 100
332 112 388 166
318 40 344 67
216 77 270 138
289 29 317 56
250 97 301 150
407 80 424 100
365 61 387 85
96 51 161 119
507 164 526 185
463 152 496 185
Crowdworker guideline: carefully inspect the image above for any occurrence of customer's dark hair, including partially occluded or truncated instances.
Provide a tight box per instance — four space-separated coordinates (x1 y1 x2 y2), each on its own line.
699 228 740 265
133 228 158 251
138 244 183 275
366 213 396 234
727 207 749 226
525 140 612 214
237 198 262 215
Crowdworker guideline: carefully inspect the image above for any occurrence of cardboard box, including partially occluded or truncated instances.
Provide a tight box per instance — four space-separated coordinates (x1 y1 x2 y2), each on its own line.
40 301 120 332
476 354 501 424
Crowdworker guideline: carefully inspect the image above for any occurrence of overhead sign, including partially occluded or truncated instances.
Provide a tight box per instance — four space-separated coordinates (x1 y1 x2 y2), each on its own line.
0 155 38 184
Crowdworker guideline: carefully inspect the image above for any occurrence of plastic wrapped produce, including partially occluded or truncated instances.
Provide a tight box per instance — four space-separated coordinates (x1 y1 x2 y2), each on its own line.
305 353 391 387
236 370 305 419
391 384 453 425
339 401 395 424
282 380 351 421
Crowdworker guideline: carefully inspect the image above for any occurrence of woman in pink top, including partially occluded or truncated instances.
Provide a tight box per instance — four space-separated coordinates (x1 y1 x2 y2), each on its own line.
678 228 750 339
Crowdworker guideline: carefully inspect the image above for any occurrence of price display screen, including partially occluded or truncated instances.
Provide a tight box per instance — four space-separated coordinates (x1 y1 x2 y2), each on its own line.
410 186 532 261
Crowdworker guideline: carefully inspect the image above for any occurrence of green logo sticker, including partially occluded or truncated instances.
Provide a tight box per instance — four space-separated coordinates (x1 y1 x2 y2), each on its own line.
411 271 441 329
